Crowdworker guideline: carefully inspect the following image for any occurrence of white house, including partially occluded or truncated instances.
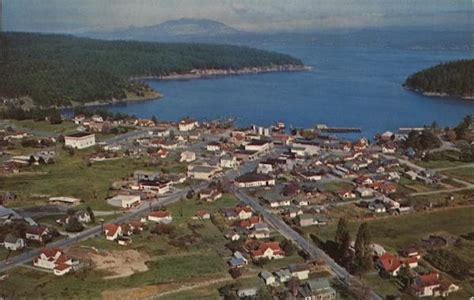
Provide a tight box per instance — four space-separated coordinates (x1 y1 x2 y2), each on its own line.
206 142 221 152
180 151 196 163
234 173 275 188
178 119 198 131
104 224 122 241
64 132 96 149
187 165 221 180
4 235 25 251
244 140 273 153
289 263 310 280
33 248 73 276
109 195 141 209
148 210 172 224
219 155 239 169
251 242 285 260
260 271 276 286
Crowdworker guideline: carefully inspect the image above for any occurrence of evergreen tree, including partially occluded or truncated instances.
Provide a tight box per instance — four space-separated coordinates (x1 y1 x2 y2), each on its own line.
86 206 95 223
353 222 373 274
335 217 352 266
65 216 84 232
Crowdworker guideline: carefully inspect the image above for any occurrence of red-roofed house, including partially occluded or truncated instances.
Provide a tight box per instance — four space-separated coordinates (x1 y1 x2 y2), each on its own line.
148 210 172 224
104 224 122 241
376 253 402 276
25 226 50 243
193 210 211 220
239 216 261 229
251 242 285 260
33 248 73 276
411 273 440 297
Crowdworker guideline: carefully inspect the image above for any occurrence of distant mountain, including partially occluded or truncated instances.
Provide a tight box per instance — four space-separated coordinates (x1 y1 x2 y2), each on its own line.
84 18 244 41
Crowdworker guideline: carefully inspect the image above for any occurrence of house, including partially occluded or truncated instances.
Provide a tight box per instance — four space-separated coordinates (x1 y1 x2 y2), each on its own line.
180 151 196 163
228 251 249 269
109 195 141 209
25 226 50 243
235 206 253 220
33 248 74 276
294 198 309 207
354 176 373 186
134 170 161 181
234 172 275 188
266 198 291 208
300 171 323 181
187 165 222 180
240 215 262 229
117 236 132 246
48 196 81 206
244 140 273 153
380 182 397 194
404 170 418 181
355 187 374 198
400 245 421 259
260 271 276 286
376 253 401 276
104 224 122 241
289 263 310 280
248 223 271 239
4 234 25 251
275 269 292 283
224 231 240 241
64 132 96 149
192 210 211 220
298 278 336 300
382 143 397 154
237 288 258 298
411 273 441 297
369 202 386 213
138 180 170 195
220 154 239 169
178 118 198 131
337 189 356 200
199 188 222 202
206 141 221 152
251 242 285 260
298 214 316 227
148 210 172 224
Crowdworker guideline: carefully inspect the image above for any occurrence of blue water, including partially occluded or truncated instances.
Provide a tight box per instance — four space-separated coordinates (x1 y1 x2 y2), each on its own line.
102 40 474 138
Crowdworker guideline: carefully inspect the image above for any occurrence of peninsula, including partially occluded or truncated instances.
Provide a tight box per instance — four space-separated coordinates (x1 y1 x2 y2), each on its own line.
404 59 474 100
0 32 305 108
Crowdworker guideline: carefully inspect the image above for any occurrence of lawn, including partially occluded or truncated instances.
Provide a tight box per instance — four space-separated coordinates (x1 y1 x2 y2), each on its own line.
9 120 78 135
0 147 162 210
311 207 474 251
441 166 474 183
363 272 403 298
415 150 464 169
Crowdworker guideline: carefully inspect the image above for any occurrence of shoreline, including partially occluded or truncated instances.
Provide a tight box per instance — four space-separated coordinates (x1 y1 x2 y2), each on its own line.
403 86 474 101
130 64 312 81
57 92 163 110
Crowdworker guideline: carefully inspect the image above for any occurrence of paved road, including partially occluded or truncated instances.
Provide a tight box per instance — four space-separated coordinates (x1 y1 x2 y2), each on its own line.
0 153 259 274
233 189 382 300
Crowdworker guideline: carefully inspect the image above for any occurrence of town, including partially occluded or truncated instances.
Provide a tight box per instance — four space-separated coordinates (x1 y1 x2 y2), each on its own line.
0 109 473 299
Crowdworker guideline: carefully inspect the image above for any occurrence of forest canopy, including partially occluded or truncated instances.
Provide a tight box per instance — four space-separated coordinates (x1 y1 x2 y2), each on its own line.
0 32 303 107
404 59 474 99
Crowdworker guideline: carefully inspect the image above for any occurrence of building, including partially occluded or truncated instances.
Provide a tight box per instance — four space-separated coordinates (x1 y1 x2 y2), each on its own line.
199 188 222 202
180 151 196 163
234 172 275 188
260 271 276 286
289 263 310 280
187 165 221 180
25 226 50 243
48 196 81 206
298 278 336 300
33 248 74 276
109 195 141 209
219 155 239 169
206 141 221 152
244 140 273 153
104 224 122 241
148 210 172 224
251 242 285 260
4 234 25 251
64 132 96 149
178 119 198 131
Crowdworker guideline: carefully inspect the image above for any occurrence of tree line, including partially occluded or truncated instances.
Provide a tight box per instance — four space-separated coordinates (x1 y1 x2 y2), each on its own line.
0 32 303 107
404 59 474 98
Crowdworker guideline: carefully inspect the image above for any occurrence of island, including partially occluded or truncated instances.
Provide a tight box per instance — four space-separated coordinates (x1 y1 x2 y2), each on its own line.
404 59 474 100
0 32 306 108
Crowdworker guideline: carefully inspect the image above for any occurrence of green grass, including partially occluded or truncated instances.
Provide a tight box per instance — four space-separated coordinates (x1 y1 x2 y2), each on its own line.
312 207 474 251
0 147 167 210
9 120 78 135
363 272 403 298
441 166 474 183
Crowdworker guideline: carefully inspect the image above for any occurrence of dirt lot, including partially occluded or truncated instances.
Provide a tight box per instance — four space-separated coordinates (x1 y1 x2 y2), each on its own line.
66 246 150 279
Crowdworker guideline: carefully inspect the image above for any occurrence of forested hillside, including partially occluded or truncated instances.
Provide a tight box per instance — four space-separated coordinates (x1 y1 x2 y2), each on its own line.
404 59 474 99
0 32 303 107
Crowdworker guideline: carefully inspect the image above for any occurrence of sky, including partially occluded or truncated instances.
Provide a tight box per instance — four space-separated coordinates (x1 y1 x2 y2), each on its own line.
3 0 473 33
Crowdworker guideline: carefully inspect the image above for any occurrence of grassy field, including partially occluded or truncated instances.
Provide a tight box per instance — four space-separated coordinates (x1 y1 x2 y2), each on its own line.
415 150 464 169
9 120 78 135
441 166 474 183
0 147 186 210
311 207 474 251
